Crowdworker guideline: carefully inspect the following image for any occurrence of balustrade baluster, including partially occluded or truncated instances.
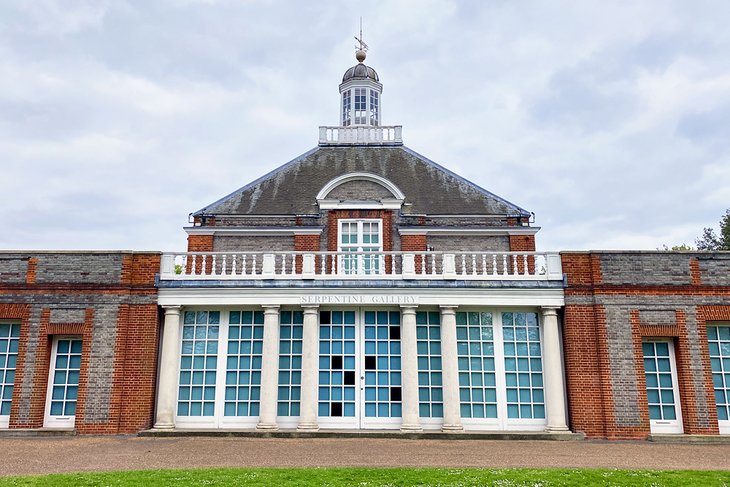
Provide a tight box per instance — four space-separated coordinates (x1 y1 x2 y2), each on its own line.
512 255 518 276
231 254 237 275
252 255 257 275
191 255 197 275
431 254 436 275
221 255 227 276
492 254 498 275
421 253 426 275
320 254 326 275
331 254 336 275
523 254 529 275
202 255 208 276
461 254 467 276
241 255 247 276
280 254 286 275
290 254 296 275
210 255 216 276
502 255 508 276
481 254 487 275
471 255 477 275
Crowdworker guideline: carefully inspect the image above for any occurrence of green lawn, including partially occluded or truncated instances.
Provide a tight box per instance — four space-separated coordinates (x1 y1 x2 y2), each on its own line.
0 467 729 486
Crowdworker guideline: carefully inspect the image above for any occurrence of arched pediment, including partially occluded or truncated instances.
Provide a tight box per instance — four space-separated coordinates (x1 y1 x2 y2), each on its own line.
316 172 405 209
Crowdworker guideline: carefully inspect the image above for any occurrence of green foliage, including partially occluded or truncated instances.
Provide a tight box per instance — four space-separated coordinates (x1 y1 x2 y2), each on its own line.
174 264 183 275
696 209 730 251
1 467 729 487
659 244 693 251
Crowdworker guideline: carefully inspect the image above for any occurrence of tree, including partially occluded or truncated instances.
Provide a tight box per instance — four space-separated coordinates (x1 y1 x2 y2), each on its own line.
695 209 730 251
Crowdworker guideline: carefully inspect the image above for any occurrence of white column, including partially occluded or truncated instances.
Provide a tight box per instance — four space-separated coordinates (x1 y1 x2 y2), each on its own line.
440 305 463 432
542 307 569 432
154 305 181 430
399 305 422 432
256 305 281 430
297 305 320 431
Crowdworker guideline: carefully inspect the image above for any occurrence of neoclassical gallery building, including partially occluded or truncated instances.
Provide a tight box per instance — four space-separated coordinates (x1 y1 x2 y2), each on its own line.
1 49 729 439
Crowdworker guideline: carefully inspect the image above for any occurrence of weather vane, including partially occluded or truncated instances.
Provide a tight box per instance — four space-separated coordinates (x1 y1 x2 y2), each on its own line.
354 17 369 53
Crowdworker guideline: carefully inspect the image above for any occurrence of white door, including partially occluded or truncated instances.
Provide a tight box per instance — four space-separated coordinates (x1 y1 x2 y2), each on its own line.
643 340 683 434
44 337 82 428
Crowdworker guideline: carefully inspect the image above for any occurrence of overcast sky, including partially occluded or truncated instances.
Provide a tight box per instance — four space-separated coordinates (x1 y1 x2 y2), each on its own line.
2 0 729 252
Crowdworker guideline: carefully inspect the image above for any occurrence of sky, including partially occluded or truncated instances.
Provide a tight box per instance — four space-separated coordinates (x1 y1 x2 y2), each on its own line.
1 0 729 252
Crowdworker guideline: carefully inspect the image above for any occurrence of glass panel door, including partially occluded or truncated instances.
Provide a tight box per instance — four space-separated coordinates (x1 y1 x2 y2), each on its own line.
0 323 20 428
317 310 358 428
643 340 683 434
707 325 730 434
44 337 82 428
361 310 402 428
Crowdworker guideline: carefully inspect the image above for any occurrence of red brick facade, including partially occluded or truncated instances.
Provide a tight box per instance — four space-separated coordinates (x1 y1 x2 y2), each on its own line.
561 251 730 439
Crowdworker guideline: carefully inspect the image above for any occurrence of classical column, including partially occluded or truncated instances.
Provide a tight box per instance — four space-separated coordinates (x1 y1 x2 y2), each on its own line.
297 305 320 431
154 305 181 430
399 305 422 432
542 307 569 432
257 305 281 430
440 305 463 431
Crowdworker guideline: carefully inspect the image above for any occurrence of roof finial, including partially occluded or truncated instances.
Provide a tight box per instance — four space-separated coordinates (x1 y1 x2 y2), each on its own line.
354 17 368 63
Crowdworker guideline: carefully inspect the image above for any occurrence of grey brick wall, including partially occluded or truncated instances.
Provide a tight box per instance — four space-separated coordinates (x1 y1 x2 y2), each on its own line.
325 180 394 201
0 257 28 283
49 308 86 323
34 253 123 285
213 235 295 252
84 304 119 423
599 253 693 286
427 235 510 252
697 255 730 286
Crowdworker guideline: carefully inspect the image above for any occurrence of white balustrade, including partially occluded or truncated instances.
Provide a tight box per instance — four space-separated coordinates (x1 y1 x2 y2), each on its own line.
160 251 563 282
318 125 403 145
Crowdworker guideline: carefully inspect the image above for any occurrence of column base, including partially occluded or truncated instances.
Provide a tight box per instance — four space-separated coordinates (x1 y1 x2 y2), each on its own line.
441 423 464 432
152 421 175 431
256 422 279 431
546 425 570 433
296 422 320 432
400 423 423 433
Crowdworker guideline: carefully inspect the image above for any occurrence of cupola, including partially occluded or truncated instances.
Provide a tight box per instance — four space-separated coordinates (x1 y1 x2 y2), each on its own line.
339 47 383 127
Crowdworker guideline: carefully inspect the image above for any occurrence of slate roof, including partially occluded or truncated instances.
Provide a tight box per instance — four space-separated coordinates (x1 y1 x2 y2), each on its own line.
194 146 531 217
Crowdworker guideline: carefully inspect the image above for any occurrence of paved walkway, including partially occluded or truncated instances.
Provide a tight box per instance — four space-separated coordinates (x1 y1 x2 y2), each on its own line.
0 436 729 476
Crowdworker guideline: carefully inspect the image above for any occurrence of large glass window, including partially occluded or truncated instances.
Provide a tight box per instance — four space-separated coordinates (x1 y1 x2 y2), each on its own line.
457 312 497 419
503 312 544 419
278 311 303 417
224 311 264 417
0 323 20 421
339 219 382 275
708 325 730 432
318 311 357 417
178 311 219 417
643 340 683 433
416 311 443 418
363 311 402 418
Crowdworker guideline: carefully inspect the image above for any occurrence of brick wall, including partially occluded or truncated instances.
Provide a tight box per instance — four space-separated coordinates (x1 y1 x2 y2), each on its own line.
0 251 160 434
561 251 730 439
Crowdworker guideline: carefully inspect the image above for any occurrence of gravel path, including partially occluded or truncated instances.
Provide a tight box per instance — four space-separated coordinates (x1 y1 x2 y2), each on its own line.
0 436 729 476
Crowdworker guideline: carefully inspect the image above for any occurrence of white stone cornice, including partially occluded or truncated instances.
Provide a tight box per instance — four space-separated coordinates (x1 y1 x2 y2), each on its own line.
317 199 404 210
183 227 323 236
398 227 540 236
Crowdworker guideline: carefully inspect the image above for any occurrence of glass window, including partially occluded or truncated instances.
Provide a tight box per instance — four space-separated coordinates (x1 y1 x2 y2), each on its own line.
222 310 264 417
338 219 383 275
341 90 351 126
456 312 498 419
369 90 379 126
642 340 682 433
363 311 402 418
416 312 443 418
177 311 220 417
48 337 82 418
707 325 730 426
354 87 367 125
277 310 303 417
502 312 544 419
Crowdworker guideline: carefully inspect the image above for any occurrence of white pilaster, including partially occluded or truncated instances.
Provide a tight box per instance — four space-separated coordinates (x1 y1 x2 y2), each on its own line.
399 305 422 432
256 305 281 430
297 305 320 431
542 307 569 432
154 305 181 430
440 305 463 431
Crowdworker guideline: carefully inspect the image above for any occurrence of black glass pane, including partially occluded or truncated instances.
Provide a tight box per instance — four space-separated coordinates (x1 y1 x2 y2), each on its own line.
331 402 343 417
390 387 402 402
320 311 331 325
331 356 343 369
389 326 400 340
344 371 356 385
365 356 376 370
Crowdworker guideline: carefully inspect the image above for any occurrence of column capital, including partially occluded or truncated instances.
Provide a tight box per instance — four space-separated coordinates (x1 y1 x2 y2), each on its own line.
301 304 320 311
400 304 418 312
541 306 560 317
262 305 281 313
439 305 458 314
162 305 181 314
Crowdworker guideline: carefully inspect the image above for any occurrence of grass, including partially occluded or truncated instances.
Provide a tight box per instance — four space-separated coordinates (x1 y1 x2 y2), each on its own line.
0 468 729 487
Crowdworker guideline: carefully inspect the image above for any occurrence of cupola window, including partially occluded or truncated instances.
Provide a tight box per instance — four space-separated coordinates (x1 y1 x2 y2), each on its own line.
369 90 379 126
342 91 351 126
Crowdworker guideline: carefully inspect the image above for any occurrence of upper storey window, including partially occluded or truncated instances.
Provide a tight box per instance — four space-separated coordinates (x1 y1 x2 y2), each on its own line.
339 219 382 275
354 88 367 125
